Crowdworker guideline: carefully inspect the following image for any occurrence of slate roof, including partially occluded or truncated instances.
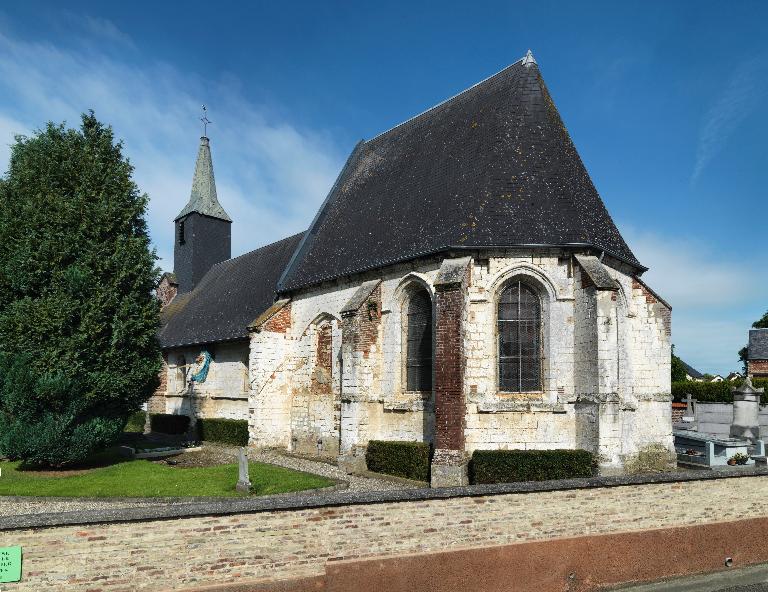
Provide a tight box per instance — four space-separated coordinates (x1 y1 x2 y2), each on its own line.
175 137 232 222
680 360 703 380
278 52 641 292
749 329 768 360
159 233 304 348
574 254 619 290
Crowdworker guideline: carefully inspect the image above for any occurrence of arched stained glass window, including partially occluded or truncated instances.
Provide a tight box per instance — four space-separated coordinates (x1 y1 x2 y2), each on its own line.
498 281 541 392
406 290 433 391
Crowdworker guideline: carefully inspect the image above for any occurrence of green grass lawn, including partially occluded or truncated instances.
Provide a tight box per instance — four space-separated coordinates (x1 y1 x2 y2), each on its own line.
0 458 336 498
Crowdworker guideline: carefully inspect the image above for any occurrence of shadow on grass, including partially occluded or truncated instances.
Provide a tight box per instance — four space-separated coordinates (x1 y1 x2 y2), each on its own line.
16 447 131 473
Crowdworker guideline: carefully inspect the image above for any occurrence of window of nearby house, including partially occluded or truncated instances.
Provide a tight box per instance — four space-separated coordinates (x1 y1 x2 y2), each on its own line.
406 289 433 392
498 280 541 392
178 221 185 245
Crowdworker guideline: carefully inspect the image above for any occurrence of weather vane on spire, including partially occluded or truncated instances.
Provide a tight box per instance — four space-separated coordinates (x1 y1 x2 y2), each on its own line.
200 104 211 137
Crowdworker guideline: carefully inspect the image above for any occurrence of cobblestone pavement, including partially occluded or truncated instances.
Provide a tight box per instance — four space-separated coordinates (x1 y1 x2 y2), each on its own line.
0 447 418 517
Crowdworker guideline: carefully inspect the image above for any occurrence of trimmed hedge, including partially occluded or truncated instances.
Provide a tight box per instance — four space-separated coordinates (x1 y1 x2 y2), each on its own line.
671 379 768 405
197 418 248 446
365 440 431 482
470 449 595 484
150 413 190 435
124 411 146 433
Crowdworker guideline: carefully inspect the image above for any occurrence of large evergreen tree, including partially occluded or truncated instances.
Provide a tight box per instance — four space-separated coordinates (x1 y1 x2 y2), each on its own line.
0 113 161 466
671 344 687 382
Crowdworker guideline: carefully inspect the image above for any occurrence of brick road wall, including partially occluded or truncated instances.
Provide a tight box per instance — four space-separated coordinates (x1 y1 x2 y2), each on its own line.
5 475 768 591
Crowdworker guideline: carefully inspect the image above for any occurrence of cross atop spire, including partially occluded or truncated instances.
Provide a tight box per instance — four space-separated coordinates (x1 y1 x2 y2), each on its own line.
200 104 211 138
521 49 537 68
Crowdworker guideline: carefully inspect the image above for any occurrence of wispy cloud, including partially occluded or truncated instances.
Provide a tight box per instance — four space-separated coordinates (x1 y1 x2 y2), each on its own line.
0 19 345 270
691 57 767 184
79 15 137 49
623 225 768 373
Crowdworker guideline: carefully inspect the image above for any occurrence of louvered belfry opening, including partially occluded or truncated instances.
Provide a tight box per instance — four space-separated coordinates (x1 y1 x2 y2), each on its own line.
498 281 541 392
406 290 433 392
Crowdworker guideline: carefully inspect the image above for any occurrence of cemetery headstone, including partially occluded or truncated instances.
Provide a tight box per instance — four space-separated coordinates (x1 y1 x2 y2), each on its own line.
236 447 251 493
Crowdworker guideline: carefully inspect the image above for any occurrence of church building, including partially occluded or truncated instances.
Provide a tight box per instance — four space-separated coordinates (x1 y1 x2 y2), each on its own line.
152 51 673 485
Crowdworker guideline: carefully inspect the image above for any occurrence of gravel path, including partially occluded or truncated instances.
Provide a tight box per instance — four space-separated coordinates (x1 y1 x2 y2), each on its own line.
250 449 420 493
0 447 418 517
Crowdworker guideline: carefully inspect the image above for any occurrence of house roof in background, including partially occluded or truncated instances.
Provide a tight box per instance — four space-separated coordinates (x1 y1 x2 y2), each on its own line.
680 360 703 379
749 328 768 360
159 232 303 348
278 52 641 292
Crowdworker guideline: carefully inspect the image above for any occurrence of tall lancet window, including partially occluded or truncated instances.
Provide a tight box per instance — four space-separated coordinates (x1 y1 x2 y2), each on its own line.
406 290 433 392
498 281 541 392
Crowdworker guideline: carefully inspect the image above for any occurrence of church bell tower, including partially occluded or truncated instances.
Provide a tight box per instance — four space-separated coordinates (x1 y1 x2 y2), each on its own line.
173 129 232 294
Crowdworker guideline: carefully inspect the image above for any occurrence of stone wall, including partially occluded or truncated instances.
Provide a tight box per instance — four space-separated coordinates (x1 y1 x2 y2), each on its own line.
163 341 250 421
145 353 169 415
249 249 672 469
5 474 768 591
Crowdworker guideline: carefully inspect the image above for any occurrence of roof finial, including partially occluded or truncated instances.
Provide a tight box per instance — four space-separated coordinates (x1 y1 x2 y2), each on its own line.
522 49 537 68
200 104 211 138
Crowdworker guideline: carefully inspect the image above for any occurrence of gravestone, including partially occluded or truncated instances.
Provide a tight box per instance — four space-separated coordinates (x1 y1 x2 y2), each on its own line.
236 447 251 493
683 393 695 421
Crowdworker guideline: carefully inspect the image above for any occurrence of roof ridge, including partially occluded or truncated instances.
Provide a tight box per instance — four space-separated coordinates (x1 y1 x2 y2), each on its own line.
210 231 306 271
364 54 529 145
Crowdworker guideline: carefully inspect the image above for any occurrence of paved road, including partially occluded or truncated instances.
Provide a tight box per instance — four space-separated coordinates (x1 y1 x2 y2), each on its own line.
610 563 768 592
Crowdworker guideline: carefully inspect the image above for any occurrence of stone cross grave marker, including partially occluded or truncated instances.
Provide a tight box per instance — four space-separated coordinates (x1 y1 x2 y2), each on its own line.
236 447 251 493
683 393 695 421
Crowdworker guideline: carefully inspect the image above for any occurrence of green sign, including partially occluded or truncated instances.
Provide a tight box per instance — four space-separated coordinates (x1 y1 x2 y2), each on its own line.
0 546 21 583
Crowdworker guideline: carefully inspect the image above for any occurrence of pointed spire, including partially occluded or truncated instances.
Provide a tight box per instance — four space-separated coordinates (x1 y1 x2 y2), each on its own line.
521 49 537 68
174 136 232 222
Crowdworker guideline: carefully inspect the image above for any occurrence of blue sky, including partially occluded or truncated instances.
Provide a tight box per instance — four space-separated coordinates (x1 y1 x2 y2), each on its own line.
0 1 766 374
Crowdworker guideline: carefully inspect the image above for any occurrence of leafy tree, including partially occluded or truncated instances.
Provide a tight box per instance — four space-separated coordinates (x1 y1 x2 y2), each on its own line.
753 311 768 329
671 344 688 383
0 113 161 466
738 310 768 374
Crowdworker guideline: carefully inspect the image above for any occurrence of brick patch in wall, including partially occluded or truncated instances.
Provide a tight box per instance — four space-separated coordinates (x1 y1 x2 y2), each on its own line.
671 402 687 424
341 283 381 359
263 301 292 333
434 283 466 451
311 322 333 395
